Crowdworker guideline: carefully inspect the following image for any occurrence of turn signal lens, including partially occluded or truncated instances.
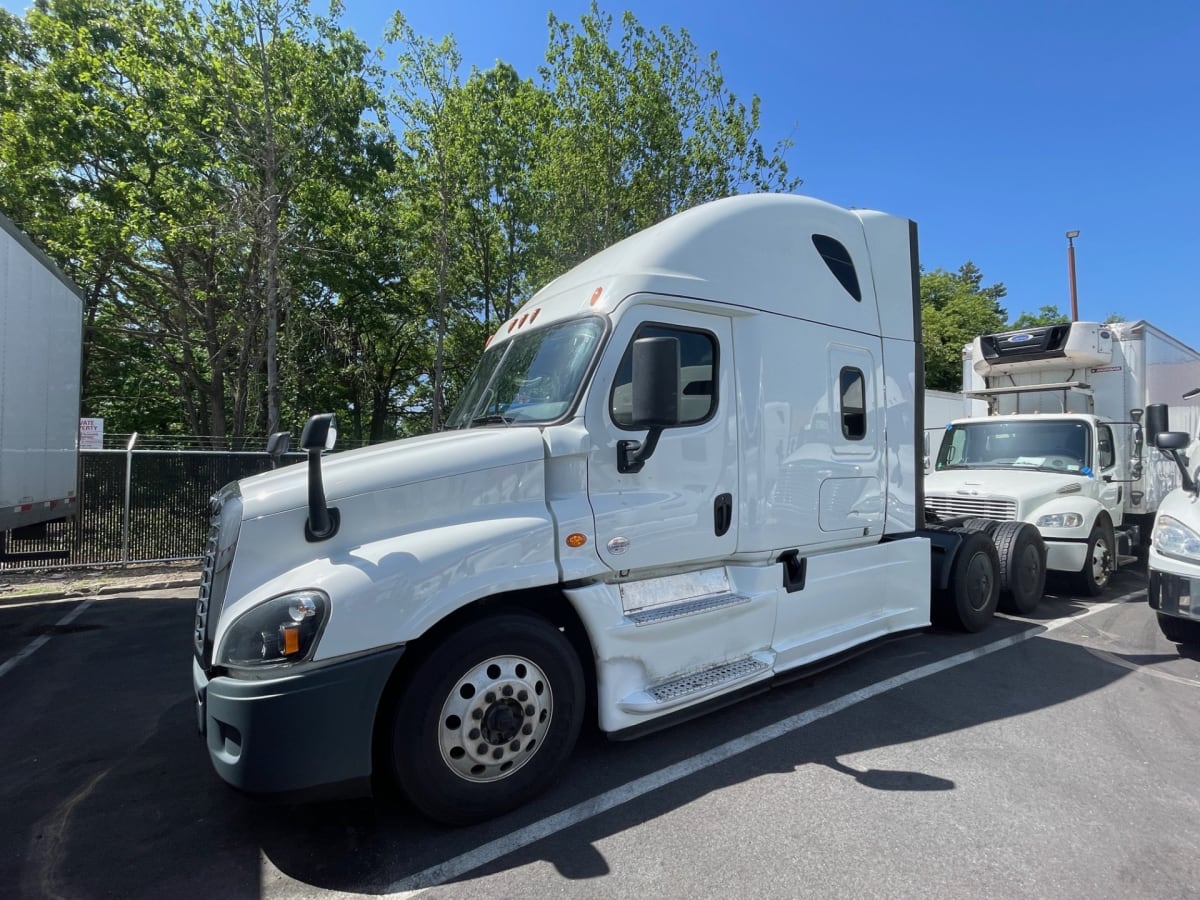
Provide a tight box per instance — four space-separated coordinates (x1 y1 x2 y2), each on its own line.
566 533 587 548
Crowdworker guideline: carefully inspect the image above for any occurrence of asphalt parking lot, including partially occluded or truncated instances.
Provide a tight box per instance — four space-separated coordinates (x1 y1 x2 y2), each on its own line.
2 564 1198 900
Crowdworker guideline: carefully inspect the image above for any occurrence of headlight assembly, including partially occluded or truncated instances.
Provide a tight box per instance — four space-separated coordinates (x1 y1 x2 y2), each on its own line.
218 590 329 670
1036 512 1083 529
1153 515 1200 563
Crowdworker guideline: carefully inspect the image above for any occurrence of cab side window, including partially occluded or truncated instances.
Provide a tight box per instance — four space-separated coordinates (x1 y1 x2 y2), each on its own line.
1097 425 1115 469
611 324 717 428
839 367 866 440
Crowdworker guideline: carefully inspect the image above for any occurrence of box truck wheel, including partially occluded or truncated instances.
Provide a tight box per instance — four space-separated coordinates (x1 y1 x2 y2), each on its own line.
1075 518 1114 597
935 529 1000 632
389 611 584 825
1156 613 1200 646
992 521 1047 615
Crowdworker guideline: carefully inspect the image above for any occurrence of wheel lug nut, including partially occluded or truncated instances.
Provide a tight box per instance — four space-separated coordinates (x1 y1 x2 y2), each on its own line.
477 743 488 754
522 724 533 735
517 690 528 702
492 748 504 760
485 692 496 703
524 704 535 716
502 686 513 697
469 728 480 740
472 708 483 720
510 740 520 751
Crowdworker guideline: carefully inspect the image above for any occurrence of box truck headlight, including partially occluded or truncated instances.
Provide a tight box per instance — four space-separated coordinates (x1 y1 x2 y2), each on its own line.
1037 512 1083 529
1153 515 1200 563
218 590 329 669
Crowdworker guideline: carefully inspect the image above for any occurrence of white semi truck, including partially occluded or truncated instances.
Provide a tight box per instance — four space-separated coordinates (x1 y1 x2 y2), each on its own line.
0 211 83 563
193 194 1009 824
926 321 1200 598
1144 390 1200 646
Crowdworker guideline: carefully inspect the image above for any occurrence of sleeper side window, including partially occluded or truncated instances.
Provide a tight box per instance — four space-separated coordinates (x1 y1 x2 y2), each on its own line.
840 367 866 440
610 324 717 428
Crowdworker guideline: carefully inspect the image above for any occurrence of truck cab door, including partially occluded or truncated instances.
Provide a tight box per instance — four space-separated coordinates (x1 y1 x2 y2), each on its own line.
1096 423 1123 524
586 304 737 573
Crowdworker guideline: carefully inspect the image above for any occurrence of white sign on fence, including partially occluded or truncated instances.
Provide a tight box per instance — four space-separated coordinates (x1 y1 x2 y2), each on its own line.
79 417 104 450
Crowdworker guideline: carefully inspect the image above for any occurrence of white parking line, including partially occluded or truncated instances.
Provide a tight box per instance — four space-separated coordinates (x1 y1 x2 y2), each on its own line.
0 599 95 681
384 590 1145 897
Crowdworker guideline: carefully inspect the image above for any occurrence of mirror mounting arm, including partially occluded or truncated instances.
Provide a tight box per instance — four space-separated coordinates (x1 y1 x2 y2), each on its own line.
618 426 664 474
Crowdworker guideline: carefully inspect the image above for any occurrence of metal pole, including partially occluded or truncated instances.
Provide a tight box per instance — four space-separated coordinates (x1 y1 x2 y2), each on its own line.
1066 231 1080 321
121 432 138 564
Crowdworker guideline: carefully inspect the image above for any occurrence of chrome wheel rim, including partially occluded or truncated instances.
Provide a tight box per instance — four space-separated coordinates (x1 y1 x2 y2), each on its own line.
437 654 553 783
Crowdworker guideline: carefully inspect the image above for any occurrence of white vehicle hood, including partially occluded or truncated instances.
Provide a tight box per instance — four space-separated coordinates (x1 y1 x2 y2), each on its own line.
235 427 548 520
926 467 1092 507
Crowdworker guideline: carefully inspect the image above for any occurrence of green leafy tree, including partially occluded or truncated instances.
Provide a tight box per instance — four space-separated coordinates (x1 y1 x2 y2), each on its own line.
921 262 1007 391
1009 305 1069 329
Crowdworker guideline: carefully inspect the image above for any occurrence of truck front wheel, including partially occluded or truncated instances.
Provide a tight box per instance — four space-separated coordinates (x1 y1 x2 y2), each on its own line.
389 612 584 825
1076 519 1114 597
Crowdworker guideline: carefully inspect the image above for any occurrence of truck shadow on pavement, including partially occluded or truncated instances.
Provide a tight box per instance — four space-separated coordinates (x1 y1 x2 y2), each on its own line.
5 574 1181 899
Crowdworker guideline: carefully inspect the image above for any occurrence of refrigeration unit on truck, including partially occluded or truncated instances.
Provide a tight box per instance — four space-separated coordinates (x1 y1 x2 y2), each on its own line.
0 211 83 562
926 321 1200 597
192 193 1012 825
1144 391 1200 646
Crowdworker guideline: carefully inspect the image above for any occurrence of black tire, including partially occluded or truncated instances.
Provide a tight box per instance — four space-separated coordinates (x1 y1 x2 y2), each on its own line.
1157 612 1200 646
934 529 1001 632
992 521 1047 615
390 612 584 825
1074 518 1115 597
959 517 1000 536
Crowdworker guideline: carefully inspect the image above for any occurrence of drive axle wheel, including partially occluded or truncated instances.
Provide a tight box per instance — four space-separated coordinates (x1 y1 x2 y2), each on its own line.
390 612 584 825
992 521 1047 615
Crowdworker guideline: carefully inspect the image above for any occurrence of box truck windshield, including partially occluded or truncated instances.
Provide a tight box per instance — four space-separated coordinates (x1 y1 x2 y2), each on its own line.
936 419 1091 475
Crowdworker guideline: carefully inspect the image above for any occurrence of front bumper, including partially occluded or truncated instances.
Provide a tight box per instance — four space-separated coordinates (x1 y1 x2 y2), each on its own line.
1043 538 1088 574
193 645 405 799
1148 567 1200 623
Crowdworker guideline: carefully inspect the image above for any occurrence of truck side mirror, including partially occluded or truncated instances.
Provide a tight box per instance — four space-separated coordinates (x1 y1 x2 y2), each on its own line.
265 431 291 468
618 336 679 474
299 413 340 541
1145 403 1169 448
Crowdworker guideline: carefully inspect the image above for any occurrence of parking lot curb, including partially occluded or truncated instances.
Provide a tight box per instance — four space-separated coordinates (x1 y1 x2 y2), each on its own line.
0 578 200 607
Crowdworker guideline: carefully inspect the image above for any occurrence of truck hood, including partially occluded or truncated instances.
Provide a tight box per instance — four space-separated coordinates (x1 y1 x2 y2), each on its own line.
236 427 548 520
926 468 1091 507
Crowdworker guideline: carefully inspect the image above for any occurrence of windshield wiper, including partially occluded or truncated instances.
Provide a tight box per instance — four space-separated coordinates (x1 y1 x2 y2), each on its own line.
469 414 514 427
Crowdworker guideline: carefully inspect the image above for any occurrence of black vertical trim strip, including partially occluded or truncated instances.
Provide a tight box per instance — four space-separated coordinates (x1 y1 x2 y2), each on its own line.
909 219 926 525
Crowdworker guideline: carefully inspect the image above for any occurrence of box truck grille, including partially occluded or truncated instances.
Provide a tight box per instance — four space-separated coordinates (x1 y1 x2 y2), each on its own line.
925 495 1016 521
194 485 242 669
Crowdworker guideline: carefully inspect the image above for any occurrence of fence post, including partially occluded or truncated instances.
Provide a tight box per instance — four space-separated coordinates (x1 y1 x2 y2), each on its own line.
121 432 139 564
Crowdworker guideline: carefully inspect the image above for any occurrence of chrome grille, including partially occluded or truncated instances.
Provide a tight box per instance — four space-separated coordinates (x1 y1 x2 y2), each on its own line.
924 495 1017 521
193 484 242 668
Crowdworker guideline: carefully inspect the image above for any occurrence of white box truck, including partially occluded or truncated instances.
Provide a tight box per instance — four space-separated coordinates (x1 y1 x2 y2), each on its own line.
1144 390 1200 645
192 194 1010 824
925 321 1200 597
0 211 83 562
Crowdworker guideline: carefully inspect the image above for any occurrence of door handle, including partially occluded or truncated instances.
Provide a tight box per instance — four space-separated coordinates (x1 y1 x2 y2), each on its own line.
713 493 733 537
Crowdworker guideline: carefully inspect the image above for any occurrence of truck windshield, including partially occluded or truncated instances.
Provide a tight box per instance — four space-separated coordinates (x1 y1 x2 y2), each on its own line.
935 419 1091 474
446 317 605 428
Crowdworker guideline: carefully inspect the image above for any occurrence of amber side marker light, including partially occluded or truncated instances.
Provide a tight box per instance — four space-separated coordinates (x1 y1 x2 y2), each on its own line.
280 623 302 656
566 533 588 548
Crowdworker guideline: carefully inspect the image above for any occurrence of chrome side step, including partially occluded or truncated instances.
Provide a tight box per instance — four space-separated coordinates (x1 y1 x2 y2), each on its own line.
628 591 749 626
618 652 773 713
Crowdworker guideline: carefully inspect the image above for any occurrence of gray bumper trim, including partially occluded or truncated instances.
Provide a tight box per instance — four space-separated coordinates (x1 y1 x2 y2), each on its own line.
202 646 405 797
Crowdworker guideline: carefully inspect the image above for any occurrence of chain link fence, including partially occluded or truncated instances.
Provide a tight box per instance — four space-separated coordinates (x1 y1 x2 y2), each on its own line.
1 448 302 571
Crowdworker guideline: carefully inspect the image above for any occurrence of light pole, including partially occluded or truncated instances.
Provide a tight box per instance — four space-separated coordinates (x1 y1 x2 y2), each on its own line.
1066 230 1080 321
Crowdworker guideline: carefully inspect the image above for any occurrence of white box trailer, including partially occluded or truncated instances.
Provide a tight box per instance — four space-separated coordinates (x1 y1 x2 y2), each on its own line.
191 193 1014 824
0 211 83 558
926 320 1200 594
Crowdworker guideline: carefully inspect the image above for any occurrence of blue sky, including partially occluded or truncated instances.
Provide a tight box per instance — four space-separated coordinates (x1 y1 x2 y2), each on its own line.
5 0 1198 349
